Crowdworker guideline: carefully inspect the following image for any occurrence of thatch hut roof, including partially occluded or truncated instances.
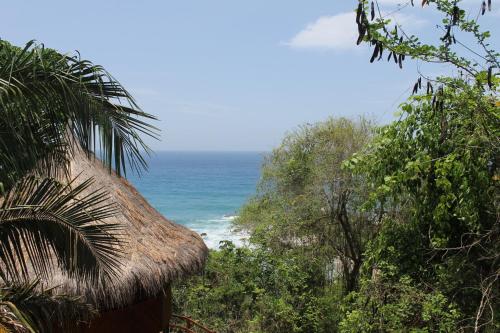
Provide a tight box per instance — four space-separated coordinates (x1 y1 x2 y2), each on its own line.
47 147 208 309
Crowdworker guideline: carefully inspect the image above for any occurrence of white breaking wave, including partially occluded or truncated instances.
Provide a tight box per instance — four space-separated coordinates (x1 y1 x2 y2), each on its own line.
188 215 249 249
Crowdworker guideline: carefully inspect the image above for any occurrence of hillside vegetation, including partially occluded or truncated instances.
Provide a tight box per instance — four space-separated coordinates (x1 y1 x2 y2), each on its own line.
173 1 499 332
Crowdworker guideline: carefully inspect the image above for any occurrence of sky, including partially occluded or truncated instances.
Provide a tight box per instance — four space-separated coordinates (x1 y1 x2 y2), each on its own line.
1 0 498 151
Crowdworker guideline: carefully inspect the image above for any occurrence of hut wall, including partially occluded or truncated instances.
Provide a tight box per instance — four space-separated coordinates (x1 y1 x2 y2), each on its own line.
71 291 172 333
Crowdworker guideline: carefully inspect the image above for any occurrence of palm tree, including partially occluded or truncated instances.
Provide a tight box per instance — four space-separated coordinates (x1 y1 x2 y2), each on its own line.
0 40 157 331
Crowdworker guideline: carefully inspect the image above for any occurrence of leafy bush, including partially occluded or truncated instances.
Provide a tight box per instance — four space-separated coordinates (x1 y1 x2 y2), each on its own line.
173 241 344 333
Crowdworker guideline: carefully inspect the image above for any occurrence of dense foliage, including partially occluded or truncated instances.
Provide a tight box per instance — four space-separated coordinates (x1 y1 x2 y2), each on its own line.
341 81 499 331
238 118 375 293
346 0 499 331
174 241 340 333
175 102 498 332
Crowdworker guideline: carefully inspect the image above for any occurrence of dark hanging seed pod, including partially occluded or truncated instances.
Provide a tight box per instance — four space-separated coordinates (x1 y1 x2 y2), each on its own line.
488 0 492 11
378 44 384 60
393 51 398 63
358 15 365 34
398 54 403 69
413 82 419 94
482 1 486 15
418 77 422 89
357 26 366 45
411 0 414 6
402 54 406 60
399 36 403 44
356 3 362 24
387 51 393 62
370 43 380 63
371 2 375 20
358 21 364 34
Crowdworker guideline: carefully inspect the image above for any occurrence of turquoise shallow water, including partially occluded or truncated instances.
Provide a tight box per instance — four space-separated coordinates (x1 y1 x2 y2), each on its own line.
127 152 264 248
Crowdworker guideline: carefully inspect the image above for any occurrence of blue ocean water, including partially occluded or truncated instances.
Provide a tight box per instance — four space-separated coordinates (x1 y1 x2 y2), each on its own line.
127 152 264 248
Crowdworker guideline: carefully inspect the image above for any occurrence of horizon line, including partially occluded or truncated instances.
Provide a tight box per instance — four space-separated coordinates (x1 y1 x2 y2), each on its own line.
149 149 271 153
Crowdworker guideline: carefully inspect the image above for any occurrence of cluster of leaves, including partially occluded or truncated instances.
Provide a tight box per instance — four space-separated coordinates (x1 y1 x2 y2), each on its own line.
238 117 376 293
340 275 462 332
0 280 95 333
173 241 343 333
343 77 499 331
357 0 499 78
0 40 157 191
0 176 122 283
343 1 499 331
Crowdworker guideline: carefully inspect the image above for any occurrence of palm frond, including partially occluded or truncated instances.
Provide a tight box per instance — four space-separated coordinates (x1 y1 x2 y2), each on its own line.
0 40 158 189
0 176 122 283
1 279 96 333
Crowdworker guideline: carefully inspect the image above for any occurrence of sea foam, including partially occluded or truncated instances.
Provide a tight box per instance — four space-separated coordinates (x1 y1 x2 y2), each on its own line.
189 215 249 249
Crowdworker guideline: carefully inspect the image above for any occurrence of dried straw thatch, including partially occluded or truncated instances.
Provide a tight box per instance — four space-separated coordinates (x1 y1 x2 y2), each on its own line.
47 147 208 309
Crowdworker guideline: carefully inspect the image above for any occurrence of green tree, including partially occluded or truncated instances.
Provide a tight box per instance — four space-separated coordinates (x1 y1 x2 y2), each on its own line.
342 1 499 331
237 117 376 293
344 80 499 332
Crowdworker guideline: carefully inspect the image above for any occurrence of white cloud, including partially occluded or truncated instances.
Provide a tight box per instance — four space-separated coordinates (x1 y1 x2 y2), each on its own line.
286 11 428 51
389 12 428 28
285 12 359 50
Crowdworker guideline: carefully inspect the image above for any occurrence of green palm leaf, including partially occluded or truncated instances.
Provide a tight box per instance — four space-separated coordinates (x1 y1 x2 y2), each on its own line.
0 176 122 283
0 40 158 190
0 279 96 333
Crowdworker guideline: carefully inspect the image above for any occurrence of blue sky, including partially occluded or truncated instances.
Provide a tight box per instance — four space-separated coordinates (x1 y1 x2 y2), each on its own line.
2 0 498 151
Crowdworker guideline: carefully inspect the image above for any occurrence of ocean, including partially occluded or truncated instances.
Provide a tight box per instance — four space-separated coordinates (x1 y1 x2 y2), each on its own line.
127 151 264 249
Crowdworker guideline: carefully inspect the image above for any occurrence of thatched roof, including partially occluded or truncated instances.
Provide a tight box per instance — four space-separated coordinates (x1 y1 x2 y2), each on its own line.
47 148 208 309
